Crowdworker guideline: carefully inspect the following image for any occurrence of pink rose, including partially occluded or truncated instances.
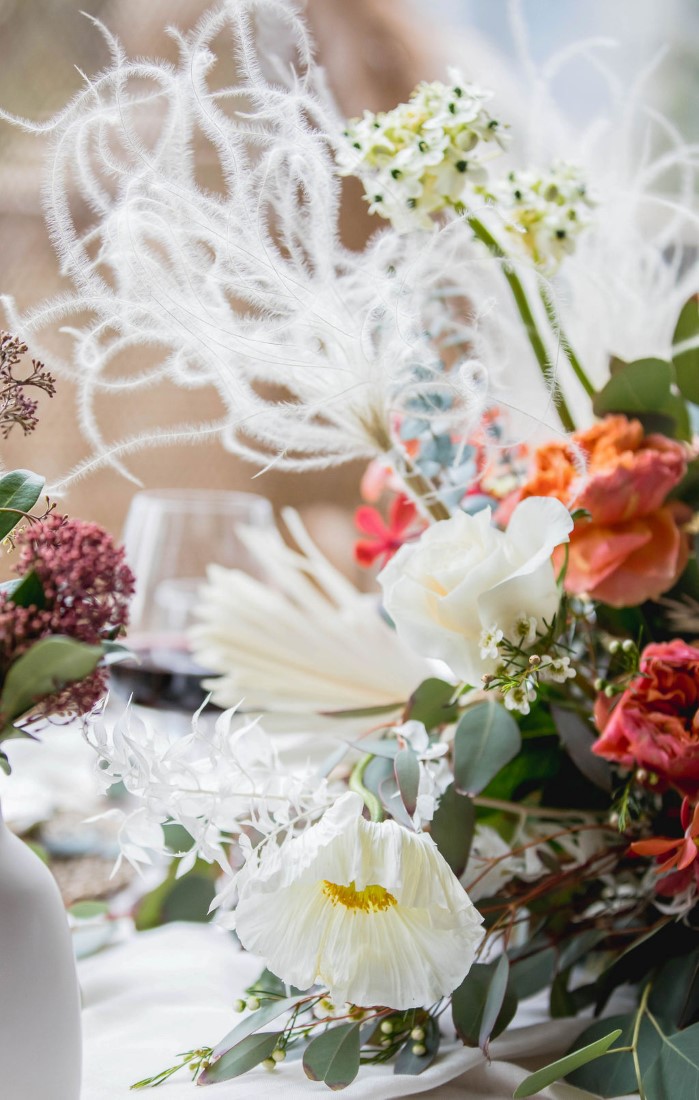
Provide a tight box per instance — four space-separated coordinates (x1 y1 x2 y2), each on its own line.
593 640 699 796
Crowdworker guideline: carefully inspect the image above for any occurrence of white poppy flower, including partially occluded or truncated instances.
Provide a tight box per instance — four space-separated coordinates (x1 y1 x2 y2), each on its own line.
378 497 573 686
234 793 484 1009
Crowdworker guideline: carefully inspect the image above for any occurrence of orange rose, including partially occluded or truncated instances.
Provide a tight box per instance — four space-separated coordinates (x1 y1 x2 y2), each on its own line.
517 415 689 607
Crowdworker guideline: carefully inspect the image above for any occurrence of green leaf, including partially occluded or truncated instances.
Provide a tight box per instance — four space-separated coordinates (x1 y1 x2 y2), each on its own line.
673 294 699 403
566 1014 661 1096
643 1021 699 1099
405 678 459 730
346 739 399 760
672 458 699 507
0 636 102 724
649 949 699 1031
199 1031 282 1083
479 954 509 1052
453 700 521 795
0 470 45 541
134 858 217 931
550 704 612 791
100 640 134 666
430 783 475 876
68 900 109 920
394 745 420 817
303 1022 361 1091
513 1028 622 1098
593 358 672 418
508 946 557 1001
451 961 518 1047
211 996 303 1059
8 570 45 610
394 1015 440 1075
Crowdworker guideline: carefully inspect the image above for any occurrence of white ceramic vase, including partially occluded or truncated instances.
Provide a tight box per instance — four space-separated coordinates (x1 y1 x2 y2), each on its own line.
0 798 82 1099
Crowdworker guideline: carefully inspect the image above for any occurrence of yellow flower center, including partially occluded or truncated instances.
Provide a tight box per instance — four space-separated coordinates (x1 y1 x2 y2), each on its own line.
322 880 397 912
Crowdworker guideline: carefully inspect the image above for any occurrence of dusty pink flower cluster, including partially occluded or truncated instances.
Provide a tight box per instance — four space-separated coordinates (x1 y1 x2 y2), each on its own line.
0 515 134 721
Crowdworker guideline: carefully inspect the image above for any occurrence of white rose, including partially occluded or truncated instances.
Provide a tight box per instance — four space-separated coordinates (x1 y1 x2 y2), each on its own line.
378 497 573 685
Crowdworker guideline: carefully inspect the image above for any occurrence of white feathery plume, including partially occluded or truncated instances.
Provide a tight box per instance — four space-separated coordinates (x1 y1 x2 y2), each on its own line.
0 0 496 487
500 7 699 397
190 507 434 733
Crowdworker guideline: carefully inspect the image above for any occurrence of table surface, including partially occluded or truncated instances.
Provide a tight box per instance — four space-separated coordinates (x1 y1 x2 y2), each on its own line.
80 922 632 1100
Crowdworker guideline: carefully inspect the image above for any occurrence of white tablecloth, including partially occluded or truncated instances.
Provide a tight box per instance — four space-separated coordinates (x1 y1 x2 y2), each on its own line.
80 923 615 1099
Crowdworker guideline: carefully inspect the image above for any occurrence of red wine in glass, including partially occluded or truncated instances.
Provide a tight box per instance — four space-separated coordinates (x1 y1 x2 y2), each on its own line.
109 635 218 712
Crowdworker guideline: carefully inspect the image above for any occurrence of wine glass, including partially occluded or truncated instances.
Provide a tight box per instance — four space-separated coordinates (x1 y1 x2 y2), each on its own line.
110 489 274 713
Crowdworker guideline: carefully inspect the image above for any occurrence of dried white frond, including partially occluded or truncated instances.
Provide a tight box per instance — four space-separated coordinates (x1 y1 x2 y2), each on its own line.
190 507 433 733
86 701 334 875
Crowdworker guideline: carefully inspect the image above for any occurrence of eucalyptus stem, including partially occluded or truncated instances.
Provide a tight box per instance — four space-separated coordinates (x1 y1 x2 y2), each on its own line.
349 753 384 822
393 452 451 523
539 287 595 398
468 216 576 433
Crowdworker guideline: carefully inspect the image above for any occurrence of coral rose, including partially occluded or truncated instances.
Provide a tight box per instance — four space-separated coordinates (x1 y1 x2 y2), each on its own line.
592 640 699 796
517 415 688 607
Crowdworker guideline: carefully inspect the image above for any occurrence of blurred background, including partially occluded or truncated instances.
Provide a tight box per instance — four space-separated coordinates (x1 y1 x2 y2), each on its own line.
0 0 697 545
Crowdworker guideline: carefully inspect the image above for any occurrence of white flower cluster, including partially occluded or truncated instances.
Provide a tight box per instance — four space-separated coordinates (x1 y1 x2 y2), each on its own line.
390 720 451 828
488 161 594 271
337 70 506 230
86 704 334 878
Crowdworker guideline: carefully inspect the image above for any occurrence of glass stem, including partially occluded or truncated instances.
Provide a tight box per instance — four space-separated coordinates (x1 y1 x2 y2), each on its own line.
468 216 576 433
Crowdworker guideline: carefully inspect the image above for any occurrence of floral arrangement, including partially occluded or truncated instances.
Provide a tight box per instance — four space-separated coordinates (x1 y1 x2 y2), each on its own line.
6 1 699 1096
0 332 134 773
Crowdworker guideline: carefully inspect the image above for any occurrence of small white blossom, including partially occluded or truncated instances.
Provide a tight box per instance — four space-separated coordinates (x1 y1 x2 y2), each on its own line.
392 720 450 827
487 161 594 271
479 625 504 661
502 678 537 715
337 69 507 231
512 613 537 648
538 655 577 683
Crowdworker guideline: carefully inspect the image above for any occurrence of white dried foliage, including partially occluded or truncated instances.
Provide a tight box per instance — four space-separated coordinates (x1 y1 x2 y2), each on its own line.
190 507 432 731
86 701 334 877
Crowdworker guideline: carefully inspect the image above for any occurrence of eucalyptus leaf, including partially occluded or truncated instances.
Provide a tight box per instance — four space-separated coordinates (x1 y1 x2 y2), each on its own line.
346 739 399 760
303 1022 361 1090
649 949 699 1032
479 954 509 1052
673 294 699 403
394 745 420 817
452 961 517 1046
8 570 45 610
212 996 303 1059
642 1021 699 1099
453 701 521 795
68 900 109 920
509 946 556 1001
199 1031 282 1083
430 783 474 876
394 1015 440 1076
0 469 45 541
405 678 459 730
0 636 102 724
513 1028 622 1098
566 1014 661 1096
592 358 672 418
551 705 612 792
